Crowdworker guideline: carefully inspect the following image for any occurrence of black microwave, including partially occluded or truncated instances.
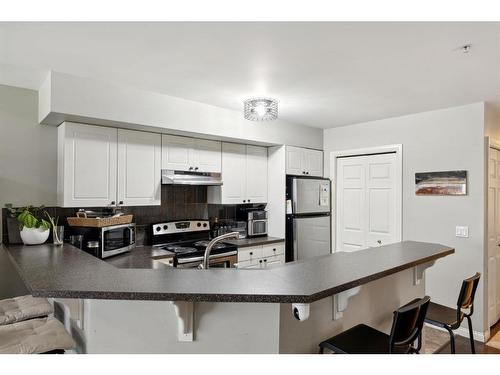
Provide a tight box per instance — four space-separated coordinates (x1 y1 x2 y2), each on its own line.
68 223 135 259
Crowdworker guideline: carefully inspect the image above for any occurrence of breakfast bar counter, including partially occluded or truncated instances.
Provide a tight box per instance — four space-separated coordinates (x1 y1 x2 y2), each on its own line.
2 241 453 303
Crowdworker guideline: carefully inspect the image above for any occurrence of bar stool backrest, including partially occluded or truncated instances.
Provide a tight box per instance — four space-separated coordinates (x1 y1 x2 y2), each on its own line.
457 272 481 312
389 296 431 353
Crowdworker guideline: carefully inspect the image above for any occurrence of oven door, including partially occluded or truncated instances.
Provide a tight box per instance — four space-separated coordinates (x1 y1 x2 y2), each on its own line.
101 224 135 258
248 220 268 237
175 254 237 269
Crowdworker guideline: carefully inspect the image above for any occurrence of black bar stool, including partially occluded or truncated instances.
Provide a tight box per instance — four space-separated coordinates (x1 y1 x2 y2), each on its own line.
424 272 480 354
319 296 430 354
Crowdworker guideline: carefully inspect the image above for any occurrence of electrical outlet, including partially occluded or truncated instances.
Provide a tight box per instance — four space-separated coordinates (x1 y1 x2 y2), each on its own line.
455 226 469 238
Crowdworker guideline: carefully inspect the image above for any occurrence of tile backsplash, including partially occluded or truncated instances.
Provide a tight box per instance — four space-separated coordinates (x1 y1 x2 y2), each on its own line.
2 185 238 245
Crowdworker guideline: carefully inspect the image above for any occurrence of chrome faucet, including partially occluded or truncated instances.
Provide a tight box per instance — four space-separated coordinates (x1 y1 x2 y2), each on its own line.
201 232 239 269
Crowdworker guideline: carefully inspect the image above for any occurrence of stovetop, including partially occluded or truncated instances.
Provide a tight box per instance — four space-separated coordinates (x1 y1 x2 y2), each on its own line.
158 240 236 259
151 220 237 260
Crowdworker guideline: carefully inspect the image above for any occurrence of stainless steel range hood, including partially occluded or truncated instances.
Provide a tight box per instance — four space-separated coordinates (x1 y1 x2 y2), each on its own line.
161 169 223 186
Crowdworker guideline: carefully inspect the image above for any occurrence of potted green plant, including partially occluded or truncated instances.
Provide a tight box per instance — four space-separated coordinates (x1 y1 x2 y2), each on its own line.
16 206 51 245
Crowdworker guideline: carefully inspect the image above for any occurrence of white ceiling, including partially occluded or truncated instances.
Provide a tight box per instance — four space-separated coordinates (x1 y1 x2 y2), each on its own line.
1 22 500 129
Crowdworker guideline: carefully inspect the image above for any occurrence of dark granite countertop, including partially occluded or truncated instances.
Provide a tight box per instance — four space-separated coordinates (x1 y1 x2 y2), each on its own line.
224 236 284 248
104 246 174 270
2 241 453 303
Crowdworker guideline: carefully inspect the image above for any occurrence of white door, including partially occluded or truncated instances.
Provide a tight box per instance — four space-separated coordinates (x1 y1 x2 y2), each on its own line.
194 139 221 173
336 153 400 252
161 135 195 171
220 143 247 204
245 145 268 203
286 146 305 175
336 156 367 252
304 149 324 177
59 123 118 207
118 130 161 206
488 147 500 326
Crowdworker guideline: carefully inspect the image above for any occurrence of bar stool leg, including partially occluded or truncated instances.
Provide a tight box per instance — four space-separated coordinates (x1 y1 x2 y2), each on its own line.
445 327 456 354
319 346 324 354
466 316 476 354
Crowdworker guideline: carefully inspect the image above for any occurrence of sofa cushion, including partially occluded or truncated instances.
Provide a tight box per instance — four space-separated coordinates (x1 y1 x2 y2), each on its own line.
0 295 53 326
0 317 75 354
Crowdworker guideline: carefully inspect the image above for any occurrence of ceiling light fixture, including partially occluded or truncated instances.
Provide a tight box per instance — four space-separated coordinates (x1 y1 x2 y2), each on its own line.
244 98 278 121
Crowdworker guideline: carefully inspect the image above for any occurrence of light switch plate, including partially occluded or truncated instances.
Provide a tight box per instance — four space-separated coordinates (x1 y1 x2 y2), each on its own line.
455 226 469 238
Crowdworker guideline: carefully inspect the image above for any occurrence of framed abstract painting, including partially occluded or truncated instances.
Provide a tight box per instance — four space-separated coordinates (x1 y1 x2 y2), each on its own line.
415 170 467 196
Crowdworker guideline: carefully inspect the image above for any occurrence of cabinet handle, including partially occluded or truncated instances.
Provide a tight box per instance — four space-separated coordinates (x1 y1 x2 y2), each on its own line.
110 201 116 205
189 166 193 170
264 259 267 262
250 252 253 255
306 171 310 175
273 248 276 252
248 199 251 203
194 167 199 171
259 260 263 263
119 201 124 205
243 200 246 203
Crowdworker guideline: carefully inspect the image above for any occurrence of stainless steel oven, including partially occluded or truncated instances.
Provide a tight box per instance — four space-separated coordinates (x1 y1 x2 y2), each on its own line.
69 223 136 259
174 253 237 269
247 210 268 237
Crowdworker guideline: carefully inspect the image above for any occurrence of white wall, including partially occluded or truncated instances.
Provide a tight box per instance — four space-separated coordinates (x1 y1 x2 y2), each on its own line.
39 71 324 149
0 85 57 240
323 103 487 333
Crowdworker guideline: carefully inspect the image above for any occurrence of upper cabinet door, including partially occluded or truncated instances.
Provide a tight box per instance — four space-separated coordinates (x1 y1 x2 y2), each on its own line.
286 146 323 177
286 146 305 176
118 130 161 206
161 135 196 171
194 139 222 173
220 143 247 204
59 122 118 207
245 145 268 203
304 149 323 177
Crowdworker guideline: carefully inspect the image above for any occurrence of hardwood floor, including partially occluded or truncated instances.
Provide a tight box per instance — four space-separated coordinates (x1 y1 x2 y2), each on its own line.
435 320 500 354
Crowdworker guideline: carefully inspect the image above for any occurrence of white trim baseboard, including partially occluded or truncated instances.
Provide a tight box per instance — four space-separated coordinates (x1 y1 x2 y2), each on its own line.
424 322 487 343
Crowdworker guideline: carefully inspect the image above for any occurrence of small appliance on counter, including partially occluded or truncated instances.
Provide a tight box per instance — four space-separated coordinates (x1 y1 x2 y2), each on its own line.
151 220 237 268
236 204 268 238
66 208 135 259
67 223 136 259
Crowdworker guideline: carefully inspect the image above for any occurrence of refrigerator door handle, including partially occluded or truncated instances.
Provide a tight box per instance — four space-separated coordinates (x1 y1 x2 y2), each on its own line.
293 218 298 261
292 177 298 214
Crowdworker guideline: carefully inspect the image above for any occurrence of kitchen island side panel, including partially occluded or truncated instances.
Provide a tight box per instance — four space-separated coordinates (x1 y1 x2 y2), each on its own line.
82 300 280 354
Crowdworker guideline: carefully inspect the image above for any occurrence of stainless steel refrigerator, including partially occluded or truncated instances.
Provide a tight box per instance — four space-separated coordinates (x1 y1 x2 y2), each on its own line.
285 176 331 262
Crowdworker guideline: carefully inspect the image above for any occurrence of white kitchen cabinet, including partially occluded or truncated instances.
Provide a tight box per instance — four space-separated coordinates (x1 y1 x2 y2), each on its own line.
236 242 285 269
117 129 161 206
218 143 247 204
245 145 268 203
161 135 193 171
194 139 222 173
161 135 221 173
58 122 161 207
286 146 323 177
58 122 118 207
208 143 268 204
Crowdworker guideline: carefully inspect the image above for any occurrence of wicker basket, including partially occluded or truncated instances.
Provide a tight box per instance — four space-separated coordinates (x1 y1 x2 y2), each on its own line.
67 212 134 228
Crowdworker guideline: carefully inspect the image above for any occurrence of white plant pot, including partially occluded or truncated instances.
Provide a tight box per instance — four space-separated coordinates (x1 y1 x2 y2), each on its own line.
20 227 50 245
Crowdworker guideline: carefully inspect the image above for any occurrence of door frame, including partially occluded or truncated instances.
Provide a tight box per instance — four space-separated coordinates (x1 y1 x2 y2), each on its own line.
485 136 500 337
329 144 403 253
